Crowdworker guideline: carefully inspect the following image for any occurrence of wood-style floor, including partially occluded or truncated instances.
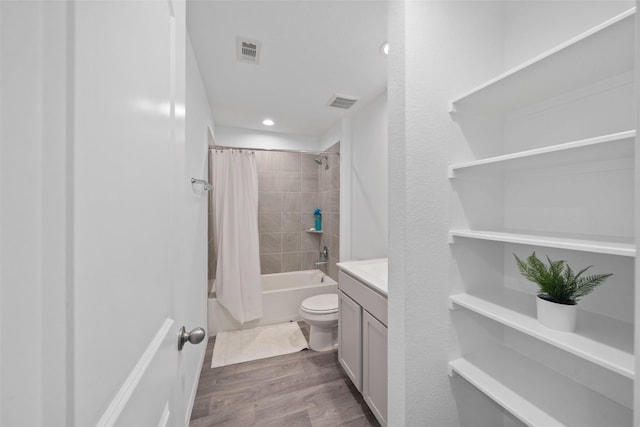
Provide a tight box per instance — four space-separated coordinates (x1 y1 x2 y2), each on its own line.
189 322 381 427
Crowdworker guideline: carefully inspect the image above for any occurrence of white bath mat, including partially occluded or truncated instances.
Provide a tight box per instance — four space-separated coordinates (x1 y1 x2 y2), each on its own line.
211 322 308 368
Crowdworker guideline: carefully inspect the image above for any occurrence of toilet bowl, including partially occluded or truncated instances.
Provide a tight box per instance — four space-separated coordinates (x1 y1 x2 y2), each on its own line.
299 293 339 351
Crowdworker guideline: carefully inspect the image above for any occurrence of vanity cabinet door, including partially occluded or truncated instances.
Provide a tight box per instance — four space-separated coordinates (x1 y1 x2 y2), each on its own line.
338 290 362 391
363 310 387 427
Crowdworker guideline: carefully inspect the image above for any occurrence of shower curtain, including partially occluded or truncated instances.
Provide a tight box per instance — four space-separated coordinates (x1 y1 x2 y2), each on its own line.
212 150 262 324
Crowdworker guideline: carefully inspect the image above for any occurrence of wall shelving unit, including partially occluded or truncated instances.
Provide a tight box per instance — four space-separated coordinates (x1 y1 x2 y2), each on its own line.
450 290 634 379
449 8 635 114
449 229 636 258
449 347 632 427
448 356 564 427
448 131 635 178
448 7 636 426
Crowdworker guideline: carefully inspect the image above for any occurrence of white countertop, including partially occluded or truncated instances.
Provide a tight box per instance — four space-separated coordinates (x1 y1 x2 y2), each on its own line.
336 258 388 296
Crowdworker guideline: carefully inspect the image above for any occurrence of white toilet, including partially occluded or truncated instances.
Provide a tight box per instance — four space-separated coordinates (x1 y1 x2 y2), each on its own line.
299 293 339 351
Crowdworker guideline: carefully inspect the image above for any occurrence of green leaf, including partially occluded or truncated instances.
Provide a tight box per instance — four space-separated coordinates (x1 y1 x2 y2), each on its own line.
513 252 611 304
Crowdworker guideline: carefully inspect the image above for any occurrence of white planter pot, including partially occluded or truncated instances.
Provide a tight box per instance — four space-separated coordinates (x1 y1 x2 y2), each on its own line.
536 295 577 332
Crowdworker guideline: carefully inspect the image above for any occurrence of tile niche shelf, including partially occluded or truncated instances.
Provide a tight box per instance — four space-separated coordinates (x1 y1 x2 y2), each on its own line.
305 228 323 234
449 289 634 379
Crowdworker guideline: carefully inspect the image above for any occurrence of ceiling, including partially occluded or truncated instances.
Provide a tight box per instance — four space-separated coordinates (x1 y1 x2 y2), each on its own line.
186 1 388 137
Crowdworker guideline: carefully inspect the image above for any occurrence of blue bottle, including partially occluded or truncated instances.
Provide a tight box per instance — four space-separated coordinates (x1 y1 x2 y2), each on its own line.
313 208 322 231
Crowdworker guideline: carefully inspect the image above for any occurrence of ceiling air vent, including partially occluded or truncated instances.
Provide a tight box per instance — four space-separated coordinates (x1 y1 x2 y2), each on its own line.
236 37 261 64
327 94 358 109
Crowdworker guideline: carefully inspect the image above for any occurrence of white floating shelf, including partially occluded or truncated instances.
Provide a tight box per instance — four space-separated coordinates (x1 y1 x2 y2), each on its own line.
449 130 635 178
449 347 632 426
449 229 636 257
449 358 563 427
305 228 323 234
449 290 634 379
449 8 635 113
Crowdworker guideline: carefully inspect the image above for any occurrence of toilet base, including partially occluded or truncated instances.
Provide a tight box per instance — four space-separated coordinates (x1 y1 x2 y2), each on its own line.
308 324 338 351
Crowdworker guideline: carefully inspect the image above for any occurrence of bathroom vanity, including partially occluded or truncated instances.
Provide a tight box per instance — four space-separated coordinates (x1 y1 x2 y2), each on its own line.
336 259 388 427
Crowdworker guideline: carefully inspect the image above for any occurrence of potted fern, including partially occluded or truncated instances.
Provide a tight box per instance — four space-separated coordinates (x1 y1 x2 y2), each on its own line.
514 252 612 332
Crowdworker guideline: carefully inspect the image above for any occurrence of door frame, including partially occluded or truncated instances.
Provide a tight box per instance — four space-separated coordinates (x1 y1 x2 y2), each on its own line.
1 1 72 426
1 1 205 426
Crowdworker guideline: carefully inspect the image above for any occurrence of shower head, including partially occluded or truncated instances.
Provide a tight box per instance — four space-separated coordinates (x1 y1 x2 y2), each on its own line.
314 155 329 169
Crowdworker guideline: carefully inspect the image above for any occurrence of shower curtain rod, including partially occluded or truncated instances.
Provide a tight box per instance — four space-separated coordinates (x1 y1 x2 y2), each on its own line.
209 145 339 156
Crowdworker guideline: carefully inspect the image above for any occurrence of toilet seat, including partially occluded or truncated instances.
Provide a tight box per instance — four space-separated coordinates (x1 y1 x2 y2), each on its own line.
300 293 338 314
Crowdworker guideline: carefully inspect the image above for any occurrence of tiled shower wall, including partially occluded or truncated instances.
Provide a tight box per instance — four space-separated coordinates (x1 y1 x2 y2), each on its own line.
207 144 340 282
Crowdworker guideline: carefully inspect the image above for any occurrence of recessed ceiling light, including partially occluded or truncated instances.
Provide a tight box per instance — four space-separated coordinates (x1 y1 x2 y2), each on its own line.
262 119 274 126
380 41 389 56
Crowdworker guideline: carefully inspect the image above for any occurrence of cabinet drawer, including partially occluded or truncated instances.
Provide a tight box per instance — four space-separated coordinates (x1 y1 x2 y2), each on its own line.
339 270 387 326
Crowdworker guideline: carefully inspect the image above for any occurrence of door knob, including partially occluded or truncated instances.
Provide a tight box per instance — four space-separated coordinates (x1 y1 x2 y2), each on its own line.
178 326 206 350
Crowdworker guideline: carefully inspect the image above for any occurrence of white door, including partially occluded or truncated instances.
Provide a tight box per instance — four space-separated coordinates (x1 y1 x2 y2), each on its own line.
1 0 206 426
74 1 205 426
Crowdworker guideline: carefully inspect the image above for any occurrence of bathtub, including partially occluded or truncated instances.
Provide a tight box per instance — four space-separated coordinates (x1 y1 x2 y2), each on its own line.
207 269 338 336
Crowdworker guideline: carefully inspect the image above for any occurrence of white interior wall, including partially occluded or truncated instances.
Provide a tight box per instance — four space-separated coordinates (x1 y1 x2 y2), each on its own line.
319 92 388 264
320 120 342 152
350 92 388 260
1 7 45 425
503 1 635 69
214 125 319 151
635 2 640 421
387 3 407 423
1 2 71 425
388 1 506 425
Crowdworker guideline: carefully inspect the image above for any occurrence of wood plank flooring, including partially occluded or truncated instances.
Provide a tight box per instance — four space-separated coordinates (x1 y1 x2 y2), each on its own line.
190 322 381 427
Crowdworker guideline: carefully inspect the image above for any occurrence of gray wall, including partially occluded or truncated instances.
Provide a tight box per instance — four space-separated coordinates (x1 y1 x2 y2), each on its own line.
208 146 341 283
256 148 340 279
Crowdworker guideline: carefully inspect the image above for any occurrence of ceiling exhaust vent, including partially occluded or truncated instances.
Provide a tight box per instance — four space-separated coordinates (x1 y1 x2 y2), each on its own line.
236 37 261 64
327 94 358 109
